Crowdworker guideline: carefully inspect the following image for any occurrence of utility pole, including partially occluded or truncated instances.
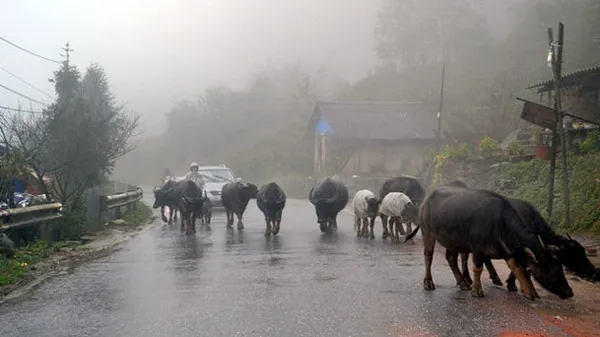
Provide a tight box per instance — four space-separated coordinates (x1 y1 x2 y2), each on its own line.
548 22 571 228
60 42 73 67
436 63 446 152
425 63 446 188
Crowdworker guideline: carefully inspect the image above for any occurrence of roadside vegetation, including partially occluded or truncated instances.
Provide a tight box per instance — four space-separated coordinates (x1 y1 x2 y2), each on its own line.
0 202 152 289
433 130 600 234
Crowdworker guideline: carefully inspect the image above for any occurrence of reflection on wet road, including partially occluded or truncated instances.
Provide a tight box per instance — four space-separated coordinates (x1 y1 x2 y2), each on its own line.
0 198 574 337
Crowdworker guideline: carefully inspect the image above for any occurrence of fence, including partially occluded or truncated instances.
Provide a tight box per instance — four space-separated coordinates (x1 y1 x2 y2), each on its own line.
85 181 143 231
0 181 143 245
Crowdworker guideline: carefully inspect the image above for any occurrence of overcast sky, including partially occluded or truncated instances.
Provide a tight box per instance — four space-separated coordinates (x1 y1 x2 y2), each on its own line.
0 0 381 135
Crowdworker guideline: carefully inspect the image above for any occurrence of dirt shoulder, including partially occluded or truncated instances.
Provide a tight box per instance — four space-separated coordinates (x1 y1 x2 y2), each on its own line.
0 213 158 305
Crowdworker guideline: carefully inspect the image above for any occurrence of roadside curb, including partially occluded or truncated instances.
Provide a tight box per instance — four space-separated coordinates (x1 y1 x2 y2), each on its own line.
0 215 158 305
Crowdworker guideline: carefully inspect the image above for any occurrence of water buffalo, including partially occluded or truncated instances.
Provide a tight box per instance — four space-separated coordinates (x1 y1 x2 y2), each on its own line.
154 179 204 234
309 177 349 233
256 182 287 236
221 181 259 230
444 180 598 286
407 185 573 300
152 180 178 224
461 198 599 290
200 192 213 229
379 175 425 239
351 189 380 239
379 192 413 243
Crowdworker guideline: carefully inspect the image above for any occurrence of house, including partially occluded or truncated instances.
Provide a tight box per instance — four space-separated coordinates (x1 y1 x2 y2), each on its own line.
527 65 600 126
304 101 439 175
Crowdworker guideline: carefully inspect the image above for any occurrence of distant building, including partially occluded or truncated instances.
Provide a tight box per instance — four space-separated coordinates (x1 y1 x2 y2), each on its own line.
304 101 438 175
527 65 600 126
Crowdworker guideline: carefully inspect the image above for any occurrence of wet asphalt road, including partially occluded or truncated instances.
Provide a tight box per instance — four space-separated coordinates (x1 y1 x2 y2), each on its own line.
0 193 576 337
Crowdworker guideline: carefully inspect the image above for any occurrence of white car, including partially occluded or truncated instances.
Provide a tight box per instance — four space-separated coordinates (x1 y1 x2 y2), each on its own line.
197 165 237 209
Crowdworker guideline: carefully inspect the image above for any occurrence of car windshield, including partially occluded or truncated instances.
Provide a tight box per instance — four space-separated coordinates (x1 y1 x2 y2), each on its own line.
199 169 235 182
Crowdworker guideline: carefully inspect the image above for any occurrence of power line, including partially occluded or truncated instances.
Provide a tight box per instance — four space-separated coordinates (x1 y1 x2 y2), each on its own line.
0 65 54 98
0 105 43 114
0 36 61 64
0 83 47 106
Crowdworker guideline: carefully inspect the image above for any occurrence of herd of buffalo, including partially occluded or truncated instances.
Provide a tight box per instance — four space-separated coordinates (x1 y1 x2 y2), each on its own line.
152 174 599 302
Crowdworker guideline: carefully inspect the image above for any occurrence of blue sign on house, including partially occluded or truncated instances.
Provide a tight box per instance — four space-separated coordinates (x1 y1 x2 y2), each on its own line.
315 116 334 136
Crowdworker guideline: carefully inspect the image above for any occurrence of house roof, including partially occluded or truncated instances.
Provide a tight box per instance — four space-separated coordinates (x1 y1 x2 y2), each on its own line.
527 65 600 93
304 101 438 140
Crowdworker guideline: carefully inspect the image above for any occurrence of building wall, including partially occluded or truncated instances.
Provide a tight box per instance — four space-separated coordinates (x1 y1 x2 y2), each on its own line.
547 87 600 124
342 141 435 176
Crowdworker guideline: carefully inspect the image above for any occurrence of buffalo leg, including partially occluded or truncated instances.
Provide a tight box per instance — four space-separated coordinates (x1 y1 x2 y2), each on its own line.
168 206 174 225
265 218 272 236
460 252 473 286
505 272 518 292
225 209 233 228
180 210 185 232
422 231 436 291
354 212 362 238
471 253 486 297
388 218 395 242
404 220 411 236
191 212 197 233
355 215 361 237
447 250 471 291
381 215 390 239
393 218 402 244
505 258 538 301
237 213 244 230
161 206 168 223
332 217 338 232
397 218 406 236
173 207 178 221
362 218 369 237
483 259 503 286
273 212 281 235
368 217 375 240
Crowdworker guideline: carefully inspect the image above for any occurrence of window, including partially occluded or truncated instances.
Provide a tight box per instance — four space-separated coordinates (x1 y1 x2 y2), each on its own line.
198 169 235 182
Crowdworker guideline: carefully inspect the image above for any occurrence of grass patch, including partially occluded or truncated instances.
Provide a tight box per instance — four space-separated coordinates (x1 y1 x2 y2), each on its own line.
0 240 82 288
491 152 600 234
0 241 50 287
108 201 153 230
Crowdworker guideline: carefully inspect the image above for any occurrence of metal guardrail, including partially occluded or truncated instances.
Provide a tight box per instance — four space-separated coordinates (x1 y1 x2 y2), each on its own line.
100 188 143 217
0 202 63 232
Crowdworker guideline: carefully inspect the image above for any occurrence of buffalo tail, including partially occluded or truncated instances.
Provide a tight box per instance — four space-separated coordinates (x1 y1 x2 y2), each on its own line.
404 225 420 242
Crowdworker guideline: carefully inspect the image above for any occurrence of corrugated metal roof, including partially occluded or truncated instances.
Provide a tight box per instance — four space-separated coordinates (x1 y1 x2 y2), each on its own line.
304 101 438 140
526 65 600 92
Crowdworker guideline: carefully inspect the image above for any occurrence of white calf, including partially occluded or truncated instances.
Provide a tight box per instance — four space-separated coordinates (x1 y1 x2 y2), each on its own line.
379 192 413 243
351 189 380 239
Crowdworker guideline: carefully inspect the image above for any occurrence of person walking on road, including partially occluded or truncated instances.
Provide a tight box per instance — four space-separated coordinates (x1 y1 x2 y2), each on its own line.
184 162 205 192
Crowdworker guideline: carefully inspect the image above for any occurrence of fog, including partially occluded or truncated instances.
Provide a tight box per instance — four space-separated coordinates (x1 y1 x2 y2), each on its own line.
1 0 381 136
3 0 597 186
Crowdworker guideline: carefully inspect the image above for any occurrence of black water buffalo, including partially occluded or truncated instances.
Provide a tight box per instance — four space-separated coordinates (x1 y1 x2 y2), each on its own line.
444 180 598 286
406 185 573 300
154 179 205 235
461 198 599 290
221 182 259 230
379 175 426 239
201 192 213 229
256 182 287 236
152 180 178 224
309 177 349 233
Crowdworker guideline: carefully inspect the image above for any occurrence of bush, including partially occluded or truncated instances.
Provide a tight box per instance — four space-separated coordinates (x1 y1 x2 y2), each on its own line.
479 136 502 158
507 141 525 156
494 153 600 233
